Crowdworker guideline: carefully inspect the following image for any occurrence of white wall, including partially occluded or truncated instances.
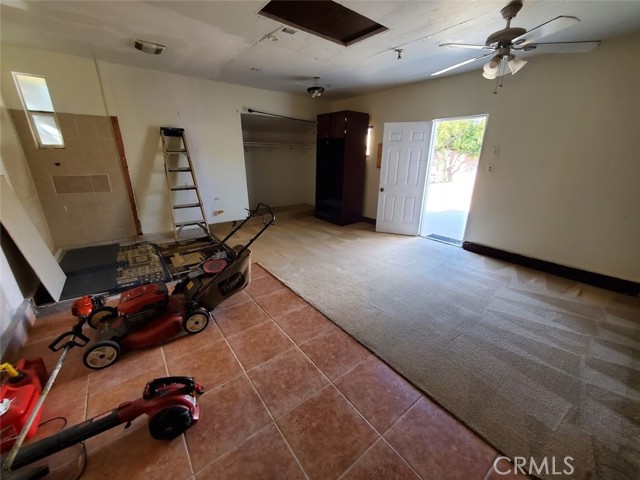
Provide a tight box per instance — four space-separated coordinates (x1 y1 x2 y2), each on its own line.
0 91 53 341
98 62 328 233
0 93 53 251
0 245 24 342
0 44 329 236
333 32 640 282
0 45 106 115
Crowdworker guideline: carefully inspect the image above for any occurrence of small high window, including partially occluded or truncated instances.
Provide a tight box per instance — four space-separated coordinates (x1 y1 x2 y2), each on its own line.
12 72 64 148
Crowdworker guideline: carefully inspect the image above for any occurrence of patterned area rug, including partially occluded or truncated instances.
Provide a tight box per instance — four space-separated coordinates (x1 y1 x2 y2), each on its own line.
157 236 219 278
116 242 172 289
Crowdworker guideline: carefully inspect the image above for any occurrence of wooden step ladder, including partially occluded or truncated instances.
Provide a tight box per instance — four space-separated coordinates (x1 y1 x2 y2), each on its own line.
160 127 209 239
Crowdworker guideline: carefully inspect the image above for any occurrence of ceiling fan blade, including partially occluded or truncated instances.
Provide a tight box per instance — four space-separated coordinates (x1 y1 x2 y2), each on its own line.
513 16 580 46
515 40 601 54
440 43 495 51
431 52 494 76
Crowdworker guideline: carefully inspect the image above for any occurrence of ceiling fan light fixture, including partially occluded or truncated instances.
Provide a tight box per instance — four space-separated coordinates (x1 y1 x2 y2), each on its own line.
307 76 325 98
307 86 325 98
507 55 527 74
483 56 501 75
482 70 499 80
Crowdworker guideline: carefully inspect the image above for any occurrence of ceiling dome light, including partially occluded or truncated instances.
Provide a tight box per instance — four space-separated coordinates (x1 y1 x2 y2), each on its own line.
133 39 166 55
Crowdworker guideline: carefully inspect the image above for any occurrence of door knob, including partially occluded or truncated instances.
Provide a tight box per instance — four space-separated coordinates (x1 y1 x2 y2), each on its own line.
380 188 384 192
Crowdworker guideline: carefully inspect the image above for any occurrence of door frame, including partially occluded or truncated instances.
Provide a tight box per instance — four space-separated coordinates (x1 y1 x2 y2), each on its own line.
420 113 489 240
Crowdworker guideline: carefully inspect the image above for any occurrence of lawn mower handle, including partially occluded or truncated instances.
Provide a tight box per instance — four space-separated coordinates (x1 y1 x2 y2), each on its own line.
47 319 90 352
226 203 275 259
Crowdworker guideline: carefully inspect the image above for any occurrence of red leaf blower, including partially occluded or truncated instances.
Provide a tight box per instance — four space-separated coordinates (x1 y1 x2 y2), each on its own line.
2 376 203 478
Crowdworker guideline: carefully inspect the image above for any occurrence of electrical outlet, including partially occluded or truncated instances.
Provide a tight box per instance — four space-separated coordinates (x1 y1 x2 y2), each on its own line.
487 164 494 173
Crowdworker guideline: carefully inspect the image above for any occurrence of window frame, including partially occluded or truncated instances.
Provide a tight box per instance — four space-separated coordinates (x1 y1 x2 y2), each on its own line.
12 72 65 149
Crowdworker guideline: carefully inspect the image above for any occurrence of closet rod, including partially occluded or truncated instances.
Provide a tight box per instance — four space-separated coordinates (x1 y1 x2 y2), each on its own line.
247 108 315 124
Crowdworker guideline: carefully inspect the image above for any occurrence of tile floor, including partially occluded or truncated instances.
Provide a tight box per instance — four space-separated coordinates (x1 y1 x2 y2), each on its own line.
5 264 528 480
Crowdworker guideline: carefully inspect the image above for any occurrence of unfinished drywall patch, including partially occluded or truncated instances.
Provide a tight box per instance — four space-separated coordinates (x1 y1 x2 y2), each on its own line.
9 110 136 247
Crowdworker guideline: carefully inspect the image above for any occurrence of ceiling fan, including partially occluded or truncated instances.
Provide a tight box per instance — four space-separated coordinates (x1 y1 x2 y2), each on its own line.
431 0 601 82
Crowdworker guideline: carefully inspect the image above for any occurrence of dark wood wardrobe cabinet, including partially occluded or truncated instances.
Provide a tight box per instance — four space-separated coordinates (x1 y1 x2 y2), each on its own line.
315 110 369 225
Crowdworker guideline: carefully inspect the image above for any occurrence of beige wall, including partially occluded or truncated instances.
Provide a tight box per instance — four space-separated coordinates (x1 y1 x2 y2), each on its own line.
244 146 316 208
333 32 640 282
243 130 316 208
0 106 53 251
1 90 49 341
0 45 137 247
98 61 329 233
0 44 328 239
8 111 137 246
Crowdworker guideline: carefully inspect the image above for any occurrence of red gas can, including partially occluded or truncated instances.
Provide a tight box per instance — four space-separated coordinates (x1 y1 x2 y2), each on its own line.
0 358 48 452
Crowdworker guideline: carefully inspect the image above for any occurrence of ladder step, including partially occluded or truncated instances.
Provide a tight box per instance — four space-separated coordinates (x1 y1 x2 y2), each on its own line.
165 149 188 154
170 185 196 191
168 167 192 172
174 221 206 227
160 127 185 137
173 203 201 209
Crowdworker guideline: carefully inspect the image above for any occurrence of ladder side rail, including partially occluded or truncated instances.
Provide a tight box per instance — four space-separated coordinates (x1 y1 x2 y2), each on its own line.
180 132 209 234
161 132 180 239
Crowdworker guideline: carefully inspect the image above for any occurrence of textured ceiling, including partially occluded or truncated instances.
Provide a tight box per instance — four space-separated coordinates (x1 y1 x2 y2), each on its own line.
1 1 640 99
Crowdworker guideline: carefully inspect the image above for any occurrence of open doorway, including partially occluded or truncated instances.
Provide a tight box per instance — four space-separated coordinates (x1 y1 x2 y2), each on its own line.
419 115 487 246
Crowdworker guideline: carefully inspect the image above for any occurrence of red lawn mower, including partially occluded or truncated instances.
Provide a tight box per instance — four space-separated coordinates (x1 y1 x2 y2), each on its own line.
72 203 275 370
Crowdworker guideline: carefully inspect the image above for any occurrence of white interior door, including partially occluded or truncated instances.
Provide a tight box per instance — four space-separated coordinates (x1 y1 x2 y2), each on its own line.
376 122 433 235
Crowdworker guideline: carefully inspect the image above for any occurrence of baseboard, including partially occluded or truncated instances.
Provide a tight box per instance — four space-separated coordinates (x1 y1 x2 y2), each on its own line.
462 242 640 297
360 216 376 225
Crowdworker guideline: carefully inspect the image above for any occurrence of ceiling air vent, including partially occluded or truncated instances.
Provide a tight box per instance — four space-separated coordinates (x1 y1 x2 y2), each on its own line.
259 0 387 46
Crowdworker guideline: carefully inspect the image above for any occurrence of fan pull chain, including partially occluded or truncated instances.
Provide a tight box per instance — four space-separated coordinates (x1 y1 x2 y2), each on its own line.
493 58 507 95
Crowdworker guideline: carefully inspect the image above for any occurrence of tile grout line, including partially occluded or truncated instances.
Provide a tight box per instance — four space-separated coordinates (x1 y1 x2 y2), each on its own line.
376 397 425 480
335 438 383 480
252 289 395 477
254 272 428 480
161 344 196 478
219 329 311 480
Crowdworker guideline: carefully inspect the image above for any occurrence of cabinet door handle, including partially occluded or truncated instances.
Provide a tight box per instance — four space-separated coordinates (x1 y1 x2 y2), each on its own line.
380 187 384 192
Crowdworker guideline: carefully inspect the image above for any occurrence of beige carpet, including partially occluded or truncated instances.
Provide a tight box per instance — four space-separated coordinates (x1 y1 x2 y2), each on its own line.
222 216 640 480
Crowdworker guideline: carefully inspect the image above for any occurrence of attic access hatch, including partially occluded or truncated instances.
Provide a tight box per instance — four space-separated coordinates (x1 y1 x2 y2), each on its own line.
259 0 387 46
